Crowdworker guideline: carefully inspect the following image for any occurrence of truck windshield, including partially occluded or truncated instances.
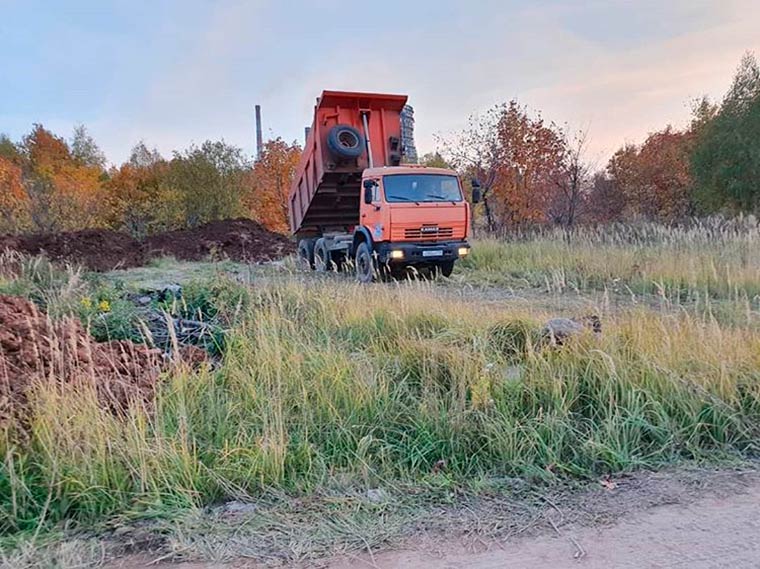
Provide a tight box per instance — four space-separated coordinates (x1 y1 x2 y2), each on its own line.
383 174 462 203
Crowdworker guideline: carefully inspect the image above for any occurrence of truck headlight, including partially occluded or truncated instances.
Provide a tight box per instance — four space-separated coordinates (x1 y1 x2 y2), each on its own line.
390 250 404 260
458 247 469 256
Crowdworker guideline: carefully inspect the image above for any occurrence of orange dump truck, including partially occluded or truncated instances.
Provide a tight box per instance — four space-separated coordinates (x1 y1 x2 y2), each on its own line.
288 90 479 282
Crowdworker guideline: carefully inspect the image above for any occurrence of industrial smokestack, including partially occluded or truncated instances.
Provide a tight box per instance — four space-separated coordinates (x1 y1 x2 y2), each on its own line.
255 104 263 159
304 126 311 145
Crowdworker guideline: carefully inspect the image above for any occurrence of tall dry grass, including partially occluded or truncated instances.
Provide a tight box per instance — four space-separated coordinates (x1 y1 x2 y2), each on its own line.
462 217 760 301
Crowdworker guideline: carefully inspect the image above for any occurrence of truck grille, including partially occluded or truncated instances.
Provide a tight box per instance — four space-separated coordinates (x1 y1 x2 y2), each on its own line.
404 226 454 240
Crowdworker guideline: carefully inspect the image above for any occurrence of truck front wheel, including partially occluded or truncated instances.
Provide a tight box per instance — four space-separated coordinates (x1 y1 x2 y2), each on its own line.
438 260 455 278
355 242 374 283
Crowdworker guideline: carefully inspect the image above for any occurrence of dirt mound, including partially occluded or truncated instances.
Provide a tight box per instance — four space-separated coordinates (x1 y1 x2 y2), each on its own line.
0 219 295 271
0 295 174 426
0 229 145 271
144 218 295 263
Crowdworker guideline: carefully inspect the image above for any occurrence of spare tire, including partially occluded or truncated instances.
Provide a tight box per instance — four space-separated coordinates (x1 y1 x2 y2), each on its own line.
326 124 365 159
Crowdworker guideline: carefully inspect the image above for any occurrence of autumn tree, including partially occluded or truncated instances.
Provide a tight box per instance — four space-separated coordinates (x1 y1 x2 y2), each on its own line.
442 101 567 231
491 106 566 229
103 142 179 238
20 124 105 231
169 140 249 227
0 156 30 232
546 129 594 228
585 172 626 223
607 127 694 221
439 106 506 231
244 138 301 233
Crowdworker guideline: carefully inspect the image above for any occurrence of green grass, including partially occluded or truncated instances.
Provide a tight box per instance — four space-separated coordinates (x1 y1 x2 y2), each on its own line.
2 272 760 538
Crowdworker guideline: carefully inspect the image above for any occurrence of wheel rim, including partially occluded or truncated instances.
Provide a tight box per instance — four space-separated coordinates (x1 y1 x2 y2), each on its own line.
338 130 359 149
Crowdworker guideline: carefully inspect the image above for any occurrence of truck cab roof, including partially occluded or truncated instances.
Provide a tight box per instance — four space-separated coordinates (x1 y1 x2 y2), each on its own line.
363 165 458 178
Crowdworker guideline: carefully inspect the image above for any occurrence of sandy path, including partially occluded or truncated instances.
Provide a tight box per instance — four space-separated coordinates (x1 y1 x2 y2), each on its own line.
101 471 760 569
326 483 760 569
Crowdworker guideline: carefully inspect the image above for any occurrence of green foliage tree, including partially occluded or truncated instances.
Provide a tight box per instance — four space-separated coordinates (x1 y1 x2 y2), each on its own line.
0 134 22 163
692 52 760 213
70 125 107 170
418 152 450 168
169 140 249 227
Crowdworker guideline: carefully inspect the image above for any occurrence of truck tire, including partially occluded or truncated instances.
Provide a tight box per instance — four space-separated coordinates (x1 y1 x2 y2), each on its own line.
439 260 455 278
314 238 329 272
297 239 315 270
326 125 365 159
355 242 374 283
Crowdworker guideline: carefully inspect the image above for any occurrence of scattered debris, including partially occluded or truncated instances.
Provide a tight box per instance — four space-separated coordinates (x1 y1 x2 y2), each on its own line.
213 500 258 517
139 310 221 353
542 315 602 346
365 488 390 504
503 364 524 382
600 475 618 491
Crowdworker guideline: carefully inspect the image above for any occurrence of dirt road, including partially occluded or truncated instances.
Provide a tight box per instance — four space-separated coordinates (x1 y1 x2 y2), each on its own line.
101 469 760 569
327 481 760 568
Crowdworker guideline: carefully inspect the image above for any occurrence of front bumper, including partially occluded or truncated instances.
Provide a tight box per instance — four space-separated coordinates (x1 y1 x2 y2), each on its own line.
375 240 470 264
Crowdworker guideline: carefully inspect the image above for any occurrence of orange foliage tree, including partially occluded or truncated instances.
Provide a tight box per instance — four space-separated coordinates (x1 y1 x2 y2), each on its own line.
0 156 30 232
21 125 105 231
103 142 179 238
244 138 301 234
442 101 566 231
607 126 694 221
492 102 565 228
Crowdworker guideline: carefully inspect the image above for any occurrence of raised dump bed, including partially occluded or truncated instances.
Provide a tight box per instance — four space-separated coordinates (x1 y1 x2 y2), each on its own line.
288 90 408 237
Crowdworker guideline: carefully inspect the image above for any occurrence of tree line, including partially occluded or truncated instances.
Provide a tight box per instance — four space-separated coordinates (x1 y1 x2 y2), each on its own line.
0 127 301 237
434 52 760 230
1 52 758 237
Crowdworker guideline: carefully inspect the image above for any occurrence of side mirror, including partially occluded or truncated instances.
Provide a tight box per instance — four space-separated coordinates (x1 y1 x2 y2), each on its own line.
363 179 375 204
471 179 482 204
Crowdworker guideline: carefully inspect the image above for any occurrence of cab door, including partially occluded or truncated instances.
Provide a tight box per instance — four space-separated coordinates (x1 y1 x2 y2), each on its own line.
360 178 390 243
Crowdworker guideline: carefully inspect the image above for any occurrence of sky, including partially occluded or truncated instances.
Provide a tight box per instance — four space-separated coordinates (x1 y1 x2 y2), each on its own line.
1 0 759 166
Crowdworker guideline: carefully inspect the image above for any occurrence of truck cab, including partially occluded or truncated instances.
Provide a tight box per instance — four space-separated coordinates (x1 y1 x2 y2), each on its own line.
288 90 475 282
356 166 470 280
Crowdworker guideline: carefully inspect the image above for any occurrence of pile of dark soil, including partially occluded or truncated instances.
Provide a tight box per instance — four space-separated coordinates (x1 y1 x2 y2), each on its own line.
0 294 201 426
0 229 146 271
0 219 295 271
144 218 295 263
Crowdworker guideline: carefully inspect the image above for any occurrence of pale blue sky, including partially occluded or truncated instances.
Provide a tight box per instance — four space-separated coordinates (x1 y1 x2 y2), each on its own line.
1 0 758 165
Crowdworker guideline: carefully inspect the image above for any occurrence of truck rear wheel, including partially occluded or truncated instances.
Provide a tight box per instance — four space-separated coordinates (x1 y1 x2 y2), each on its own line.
314 238 329 272
355 242 374 283
297 239 315 270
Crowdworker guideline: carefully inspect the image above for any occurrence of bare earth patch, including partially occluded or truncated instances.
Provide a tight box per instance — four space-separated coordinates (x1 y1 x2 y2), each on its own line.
326 469 760 569
80 465 760 569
